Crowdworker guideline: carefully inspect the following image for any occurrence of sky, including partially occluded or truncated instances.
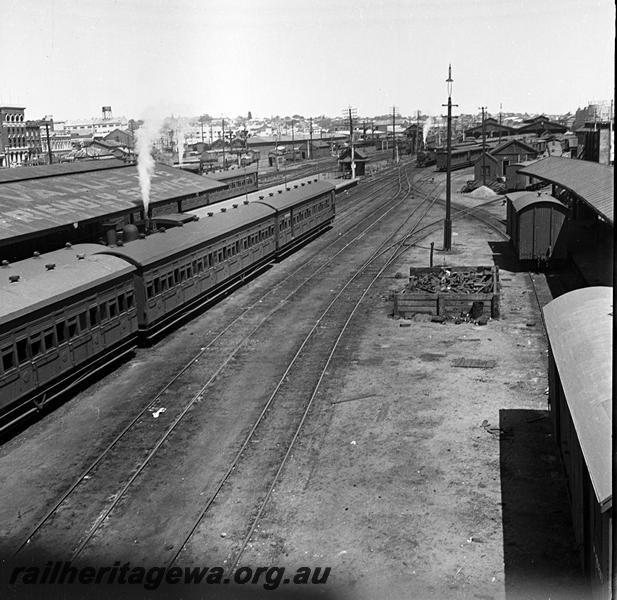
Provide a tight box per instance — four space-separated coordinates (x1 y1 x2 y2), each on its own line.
1 0 614 121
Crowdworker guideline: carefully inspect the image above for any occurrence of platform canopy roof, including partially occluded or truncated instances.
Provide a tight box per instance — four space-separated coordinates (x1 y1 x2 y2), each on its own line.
543 286 613 511
0 163 225 243
518 156 613 224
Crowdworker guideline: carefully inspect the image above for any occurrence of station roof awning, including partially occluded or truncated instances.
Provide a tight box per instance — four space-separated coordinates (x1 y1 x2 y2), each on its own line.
0 163 225 243
518 156 613 224
543 286 613 511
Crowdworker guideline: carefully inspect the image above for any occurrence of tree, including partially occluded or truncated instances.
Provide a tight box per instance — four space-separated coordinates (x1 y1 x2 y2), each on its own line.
247 110 252 120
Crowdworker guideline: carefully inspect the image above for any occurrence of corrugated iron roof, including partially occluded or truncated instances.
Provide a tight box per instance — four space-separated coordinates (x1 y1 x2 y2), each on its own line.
506 191 568 213
0 159 129 183
96 203 274 269
543 286 613 510
518 157 613 224
0 244 135 326
0 164 226 242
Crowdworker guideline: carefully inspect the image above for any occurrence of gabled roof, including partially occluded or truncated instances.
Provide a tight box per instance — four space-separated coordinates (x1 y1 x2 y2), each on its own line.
466 118 515 133
518 157 613 224
490 139 538 156
543 286 613 510
473 152 499 165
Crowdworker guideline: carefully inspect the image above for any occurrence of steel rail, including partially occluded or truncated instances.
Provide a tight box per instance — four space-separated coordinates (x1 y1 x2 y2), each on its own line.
11 163 414 559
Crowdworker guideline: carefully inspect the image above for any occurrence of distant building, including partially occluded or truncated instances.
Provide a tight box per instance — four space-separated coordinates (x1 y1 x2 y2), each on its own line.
574 122 613 165
0 106 27 167
62 106 128 138
465 117 516 140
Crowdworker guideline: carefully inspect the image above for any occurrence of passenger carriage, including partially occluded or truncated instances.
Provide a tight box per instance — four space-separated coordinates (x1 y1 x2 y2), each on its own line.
0 244 138 431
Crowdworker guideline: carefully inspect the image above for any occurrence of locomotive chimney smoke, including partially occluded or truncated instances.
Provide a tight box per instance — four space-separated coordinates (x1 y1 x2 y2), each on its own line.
135 116 163 221
423 117 433 145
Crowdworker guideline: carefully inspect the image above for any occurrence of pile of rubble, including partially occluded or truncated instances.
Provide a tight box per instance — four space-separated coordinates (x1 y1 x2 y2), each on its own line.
408 267 495 294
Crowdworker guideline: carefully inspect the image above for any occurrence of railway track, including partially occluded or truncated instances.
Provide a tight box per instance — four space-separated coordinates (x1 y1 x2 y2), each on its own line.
10 161 426 563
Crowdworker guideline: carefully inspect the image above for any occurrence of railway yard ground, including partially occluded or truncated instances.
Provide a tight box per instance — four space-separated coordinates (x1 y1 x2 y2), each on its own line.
0 162 589 599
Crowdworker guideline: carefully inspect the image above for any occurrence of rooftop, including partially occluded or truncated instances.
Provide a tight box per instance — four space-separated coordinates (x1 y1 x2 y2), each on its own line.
518 157 613 224
0 163 225 243
543 286 613 510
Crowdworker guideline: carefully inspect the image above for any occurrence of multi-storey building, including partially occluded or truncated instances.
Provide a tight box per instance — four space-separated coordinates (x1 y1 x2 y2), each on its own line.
0 106 28 167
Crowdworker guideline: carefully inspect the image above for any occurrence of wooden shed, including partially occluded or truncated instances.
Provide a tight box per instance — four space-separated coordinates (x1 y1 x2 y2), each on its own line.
543 287 612 598
506 191 568 263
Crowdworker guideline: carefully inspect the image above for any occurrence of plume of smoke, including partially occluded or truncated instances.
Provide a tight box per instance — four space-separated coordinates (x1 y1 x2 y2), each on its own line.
167 116 188 167
423 117 433 145
135 116 163 218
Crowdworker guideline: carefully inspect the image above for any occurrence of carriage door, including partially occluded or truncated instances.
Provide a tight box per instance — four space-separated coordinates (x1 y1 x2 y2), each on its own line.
533 206 553 259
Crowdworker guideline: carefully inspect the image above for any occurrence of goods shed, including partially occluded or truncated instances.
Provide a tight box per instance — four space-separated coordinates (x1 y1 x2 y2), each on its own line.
505 191 568 263
543 286 612 597
0 162 225 262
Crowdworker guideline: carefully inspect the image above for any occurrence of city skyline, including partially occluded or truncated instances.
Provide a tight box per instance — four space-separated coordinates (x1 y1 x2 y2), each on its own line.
1 0 614 122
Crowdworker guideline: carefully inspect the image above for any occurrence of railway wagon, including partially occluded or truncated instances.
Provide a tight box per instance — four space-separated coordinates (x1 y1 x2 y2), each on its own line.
506 191 568 264
100 180 336 340
253 179 335 258
0 181 337 429
543 287 612 598
97 203 278 340
435 144 486 171
0 244 138 432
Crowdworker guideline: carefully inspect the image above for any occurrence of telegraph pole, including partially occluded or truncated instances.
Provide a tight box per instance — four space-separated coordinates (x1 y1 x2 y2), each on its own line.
442 65 458 252
309 117 313 159
391 106 397 160
498 103 503 145
342 106 357 178
291 119 295 163
479 106 487 185
221 117 226 169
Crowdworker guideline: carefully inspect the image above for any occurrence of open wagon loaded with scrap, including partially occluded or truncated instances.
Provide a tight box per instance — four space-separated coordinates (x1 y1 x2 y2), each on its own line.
393 266 500 322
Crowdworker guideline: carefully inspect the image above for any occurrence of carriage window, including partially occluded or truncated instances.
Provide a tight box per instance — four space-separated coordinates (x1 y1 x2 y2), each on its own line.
44 329 55 351
118 293 126 312
154 278 160 295
17 339 28 363
68 317 79 337
99 303 108 321
56 322 66 343
126 292 135 309
79 312 88 330
146 283 154 298
174 268 180 284
235 241 240 253
2 346 15 371
90 306 99 325
109 300 118 318
30 335 43 357
167 273 174 288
